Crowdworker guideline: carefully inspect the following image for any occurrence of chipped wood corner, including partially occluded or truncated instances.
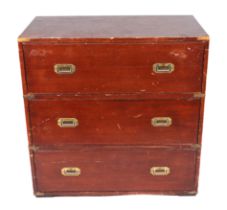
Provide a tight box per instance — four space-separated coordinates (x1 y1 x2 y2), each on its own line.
185 190 197 196
177 190 197 196
197 35 209 41
35 192 45 197
193 92 205 98
29 145 39 152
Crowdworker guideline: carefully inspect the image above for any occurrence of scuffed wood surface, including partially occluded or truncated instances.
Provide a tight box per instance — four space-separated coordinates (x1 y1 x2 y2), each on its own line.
18 16 208 43
34 147 197 193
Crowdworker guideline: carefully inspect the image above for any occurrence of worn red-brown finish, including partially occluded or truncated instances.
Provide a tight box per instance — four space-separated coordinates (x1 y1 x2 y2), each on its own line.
29 99 200 146
19 42 39 193
194 42 209 192
23 43 204 93
34 147 197 195
18 16 209 196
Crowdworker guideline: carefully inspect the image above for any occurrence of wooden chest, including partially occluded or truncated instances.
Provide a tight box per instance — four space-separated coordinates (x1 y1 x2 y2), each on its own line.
18 16 209 196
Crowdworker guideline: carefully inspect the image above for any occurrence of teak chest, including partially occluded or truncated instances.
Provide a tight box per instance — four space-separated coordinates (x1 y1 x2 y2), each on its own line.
18 16 209 196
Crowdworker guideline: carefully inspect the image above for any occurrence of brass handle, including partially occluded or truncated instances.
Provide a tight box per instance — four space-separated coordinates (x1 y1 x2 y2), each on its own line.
150 167 170 176
57 118 79 128
153 63 174 73
61 167 81 176
54 64 76 74
151 117 172 127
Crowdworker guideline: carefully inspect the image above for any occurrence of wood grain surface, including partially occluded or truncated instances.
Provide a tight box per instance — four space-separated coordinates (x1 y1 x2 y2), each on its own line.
34 147 197 195
29 99 200 146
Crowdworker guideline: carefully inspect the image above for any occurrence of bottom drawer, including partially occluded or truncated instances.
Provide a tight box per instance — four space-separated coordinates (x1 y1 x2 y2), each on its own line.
33 147 197 196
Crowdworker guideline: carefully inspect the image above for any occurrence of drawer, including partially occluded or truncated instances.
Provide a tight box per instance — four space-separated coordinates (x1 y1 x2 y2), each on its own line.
23 43 204 93
29 99 200 145
33 147 197 195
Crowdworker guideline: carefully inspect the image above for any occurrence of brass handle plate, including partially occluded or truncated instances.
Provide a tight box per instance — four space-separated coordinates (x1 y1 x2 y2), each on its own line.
150 167 170 176
54 64 76 74
57 118 79 128
61 167 81 176
153 63 174 73
151 117 172 127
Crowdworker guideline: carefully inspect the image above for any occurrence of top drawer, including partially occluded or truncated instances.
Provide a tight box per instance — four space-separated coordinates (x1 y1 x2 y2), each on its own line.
23 43 205 93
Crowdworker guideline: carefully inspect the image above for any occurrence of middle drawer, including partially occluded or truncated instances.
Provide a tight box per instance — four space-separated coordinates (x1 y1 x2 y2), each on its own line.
29 99 200 146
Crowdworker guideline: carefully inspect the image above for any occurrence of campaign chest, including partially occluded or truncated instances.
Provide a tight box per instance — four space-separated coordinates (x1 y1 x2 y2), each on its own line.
18 16 209 196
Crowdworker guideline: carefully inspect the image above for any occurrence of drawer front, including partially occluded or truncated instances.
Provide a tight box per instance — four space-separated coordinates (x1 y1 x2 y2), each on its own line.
29 99 200 145
24 43 204 93
34 147 196 193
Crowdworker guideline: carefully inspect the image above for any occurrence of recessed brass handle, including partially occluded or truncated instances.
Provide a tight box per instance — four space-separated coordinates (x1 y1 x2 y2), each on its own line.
153 63 174 73
150 167 170 176
151 117 172 127
57 118 79 128
61 167 81 176
54 64 76 74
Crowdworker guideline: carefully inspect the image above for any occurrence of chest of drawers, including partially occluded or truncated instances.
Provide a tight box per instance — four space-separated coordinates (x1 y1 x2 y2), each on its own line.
18 16 209 196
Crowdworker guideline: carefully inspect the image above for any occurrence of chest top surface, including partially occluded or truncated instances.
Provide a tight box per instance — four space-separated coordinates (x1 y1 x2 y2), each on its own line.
18 16 208 43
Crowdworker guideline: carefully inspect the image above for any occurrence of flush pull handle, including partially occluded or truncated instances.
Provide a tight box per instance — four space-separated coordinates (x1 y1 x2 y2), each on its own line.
61 167 81 176
57 118 79 128
54 64 76 74
150 167 170 176
151 117 172 127
153 63 174 73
